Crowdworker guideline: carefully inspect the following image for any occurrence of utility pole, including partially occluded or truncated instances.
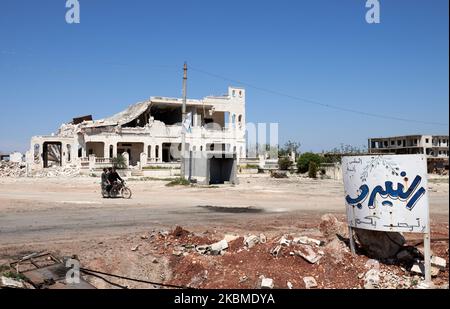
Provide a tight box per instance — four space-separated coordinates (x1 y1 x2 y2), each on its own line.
180 62 187 179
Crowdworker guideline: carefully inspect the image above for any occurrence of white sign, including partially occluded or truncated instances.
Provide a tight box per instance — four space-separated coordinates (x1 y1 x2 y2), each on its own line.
342 155 429 234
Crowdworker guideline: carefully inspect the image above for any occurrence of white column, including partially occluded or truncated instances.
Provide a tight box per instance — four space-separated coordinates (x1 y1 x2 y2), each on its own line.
158 144 163 162
104 143 110 159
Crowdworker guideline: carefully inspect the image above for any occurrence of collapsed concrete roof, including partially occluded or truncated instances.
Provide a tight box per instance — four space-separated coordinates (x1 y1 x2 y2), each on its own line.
83 100 151 128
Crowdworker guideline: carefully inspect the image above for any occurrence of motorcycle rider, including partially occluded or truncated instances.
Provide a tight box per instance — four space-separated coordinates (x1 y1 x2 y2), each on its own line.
107 167 123 195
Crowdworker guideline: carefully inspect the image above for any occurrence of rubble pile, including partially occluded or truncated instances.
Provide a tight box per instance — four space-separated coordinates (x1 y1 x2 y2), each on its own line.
31 166 80 178
0 161 26 177
4 220 447 289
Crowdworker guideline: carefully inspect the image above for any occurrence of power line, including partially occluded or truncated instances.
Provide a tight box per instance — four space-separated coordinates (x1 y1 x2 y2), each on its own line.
189 66 448 127
80 267 188 289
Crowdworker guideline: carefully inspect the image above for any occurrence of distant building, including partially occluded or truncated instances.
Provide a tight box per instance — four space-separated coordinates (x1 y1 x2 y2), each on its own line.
9 152 23 163
368 135 449 172
28 87 246 171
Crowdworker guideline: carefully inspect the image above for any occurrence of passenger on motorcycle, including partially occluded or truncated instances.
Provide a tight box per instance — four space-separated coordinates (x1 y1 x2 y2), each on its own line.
106 167 123 195
101 168 109 193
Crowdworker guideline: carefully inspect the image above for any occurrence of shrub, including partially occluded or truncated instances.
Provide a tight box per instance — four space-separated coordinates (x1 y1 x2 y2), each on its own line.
297 152 323 173
308 161 318 178
278 157 293 171
112 154 127 169
166 178 191 187
270 170 288 178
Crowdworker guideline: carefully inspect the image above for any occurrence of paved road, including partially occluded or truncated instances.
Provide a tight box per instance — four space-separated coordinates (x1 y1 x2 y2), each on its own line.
0 176 448 246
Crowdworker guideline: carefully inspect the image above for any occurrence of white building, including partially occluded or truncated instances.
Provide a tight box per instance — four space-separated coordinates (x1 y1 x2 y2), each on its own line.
28 87 246 171
368 134 449 171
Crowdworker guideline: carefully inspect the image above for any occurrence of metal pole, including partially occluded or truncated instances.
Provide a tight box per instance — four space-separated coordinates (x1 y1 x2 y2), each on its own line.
424 232 431 283
180 62 187 179
348 226 356 254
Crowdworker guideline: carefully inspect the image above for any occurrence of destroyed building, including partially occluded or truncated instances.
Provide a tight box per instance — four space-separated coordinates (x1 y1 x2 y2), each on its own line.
27 87 246 172
368 135 449 172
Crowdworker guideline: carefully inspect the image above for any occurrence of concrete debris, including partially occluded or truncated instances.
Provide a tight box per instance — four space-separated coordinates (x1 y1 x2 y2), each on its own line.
323 238 346 263
223 234 239 243
31 166 80 178
431 267 440 278
195 245 210 255
131 244 141 251
287 281 293 289
415 282 431 289
377 270 413 289
410 263 425 276
295 245 323 264
319 214 348 240
244 235 260 248
0 161 26 178
279 235 291 247
195 240 229 256
210 239 228 255
431 256 446 270
354 228 405 259
261 277 274 289
159 230 169 237
303 276 318 289
270 245 282 257
1 276 25 289
293 236 309 245
259 233 267 244
172 250 184 257
363 269 380 289
365 259 380 270
239 276 248 283
293 236 321 246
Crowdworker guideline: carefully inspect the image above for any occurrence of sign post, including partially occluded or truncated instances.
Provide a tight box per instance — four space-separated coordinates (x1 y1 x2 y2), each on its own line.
342 154 431 283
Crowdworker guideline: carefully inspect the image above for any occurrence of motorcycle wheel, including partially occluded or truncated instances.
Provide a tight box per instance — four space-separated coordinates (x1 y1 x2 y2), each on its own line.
121 187 132 199
102 189 109 198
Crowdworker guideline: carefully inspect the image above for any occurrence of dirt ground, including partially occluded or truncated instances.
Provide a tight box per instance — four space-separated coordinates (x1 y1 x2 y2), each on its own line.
0 174 448 289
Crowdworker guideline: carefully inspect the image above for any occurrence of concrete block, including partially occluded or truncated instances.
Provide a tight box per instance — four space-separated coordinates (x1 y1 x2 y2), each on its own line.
261 277 274 289
303 276 318 289
431 256 446 270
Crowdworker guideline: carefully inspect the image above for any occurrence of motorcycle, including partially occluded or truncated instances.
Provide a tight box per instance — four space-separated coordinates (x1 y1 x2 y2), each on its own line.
102 181 132 199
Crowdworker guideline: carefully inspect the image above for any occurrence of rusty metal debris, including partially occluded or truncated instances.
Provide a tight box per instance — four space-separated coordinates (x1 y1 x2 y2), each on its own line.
9 252 95 289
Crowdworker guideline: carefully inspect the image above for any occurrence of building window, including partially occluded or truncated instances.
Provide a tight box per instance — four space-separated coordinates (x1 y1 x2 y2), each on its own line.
391 140 395 146
425 138 429 143
34 144 40 163
67 144 71 162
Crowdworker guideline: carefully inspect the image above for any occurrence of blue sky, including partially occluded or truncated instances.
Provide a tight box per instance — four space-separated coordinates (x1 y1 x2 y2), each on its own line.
0 0 448 153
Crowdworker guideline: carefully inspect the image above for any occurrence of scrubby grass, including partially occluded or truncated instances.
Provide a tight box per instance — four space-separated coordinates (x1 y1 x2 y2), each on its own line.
166 178 191 187
2 271 27 281
142 166 173 170
240 164 259 169
127 177 175 182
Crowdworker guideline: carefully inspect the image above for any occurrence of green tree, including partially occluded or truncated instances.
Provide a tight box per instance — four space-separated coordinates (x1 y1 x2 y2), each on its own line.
278 140 301 157
308 161 318 178
278 157 293 171
112 154 127 169
297 152 323 173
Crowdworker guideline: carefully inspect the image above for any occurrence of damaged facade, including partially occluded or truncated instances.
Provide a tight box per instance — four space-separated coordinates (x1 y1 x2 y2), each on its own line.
28 87 246 171
368 135 449 172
